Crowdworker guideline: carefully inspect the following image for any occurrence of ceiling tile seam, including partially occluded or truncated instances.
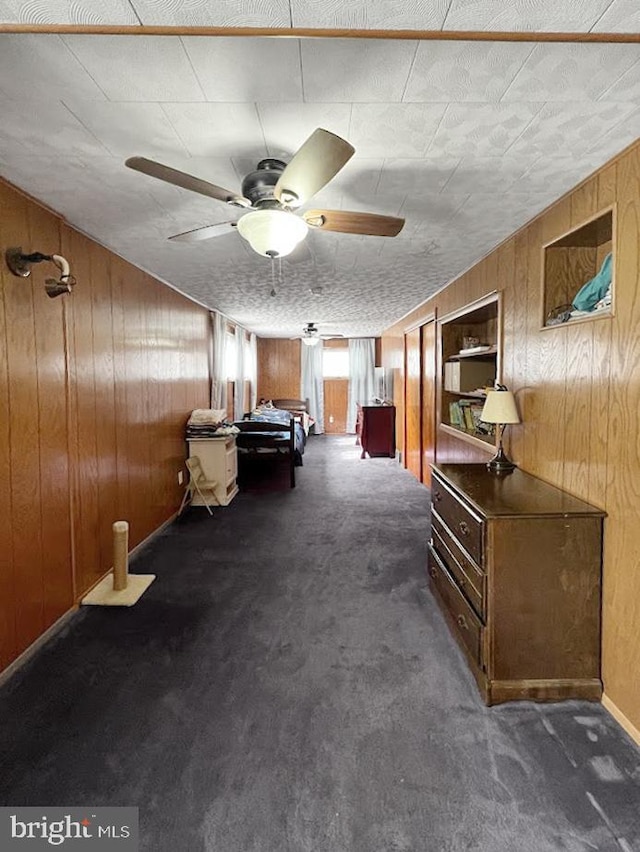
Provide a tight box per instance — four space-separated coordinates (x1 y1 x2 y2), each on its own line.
254 103 270 157
589 0 619 33
423 103 452 156
499 102 548 157
178 37 207 101
125 1 143 26
399 41 421 103
59 35 111 101
497 43 540 102
438 157 465 193
297 38 306 103
347 103 354 146
58 100 113 157
158 103 195 160
584 103 640 155
371 160 386 195
440 0 457 32
597 56 640 100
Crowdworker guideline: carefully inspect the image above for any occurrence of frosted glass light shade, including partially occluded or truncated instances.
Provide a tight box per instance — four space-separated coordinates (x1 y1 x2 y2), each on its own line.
481 389 520 424
237 209 308 258
301 335 320 346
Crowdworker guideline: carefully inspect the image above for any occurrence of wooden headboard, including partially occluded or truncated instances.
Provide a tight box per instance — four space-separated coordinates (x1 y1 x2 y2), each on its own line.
271 398 309 414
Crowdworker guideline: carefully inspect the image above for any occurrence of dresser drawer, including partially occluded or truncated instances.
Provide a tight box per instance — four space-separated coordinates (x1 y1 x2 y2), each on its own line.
428 544 483 666
431 474 483 566
431 514 485 619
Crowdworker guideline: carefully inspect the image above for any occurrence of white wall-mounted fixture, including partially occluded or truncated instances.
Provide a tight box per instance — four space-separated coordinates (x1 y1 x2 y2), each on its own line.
5 247 76 298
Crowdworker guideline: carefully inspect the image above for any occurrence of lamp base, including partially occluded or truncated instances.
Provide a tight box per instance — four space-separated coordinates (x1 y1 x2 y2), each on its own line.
486 444 517 473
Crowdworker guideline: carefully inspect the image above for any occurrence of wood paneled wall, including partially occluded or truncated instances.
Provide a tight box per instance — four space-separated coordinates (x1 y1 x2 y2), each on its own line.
0 179 211 671
382 139 640 734
257 338 300 401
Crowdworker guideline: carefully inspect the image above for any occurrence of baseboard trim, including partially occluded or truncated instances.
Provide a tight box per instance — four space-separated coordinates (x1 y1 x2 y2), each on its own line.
0 608 78 688
1 510 179 685
129 510 178 562
602 693 640 747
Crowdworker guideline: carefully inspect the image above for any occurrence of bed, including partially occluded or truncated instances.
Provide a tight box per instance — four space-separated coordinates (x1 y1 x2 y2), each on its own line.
234 404 307 489
271 398 313 436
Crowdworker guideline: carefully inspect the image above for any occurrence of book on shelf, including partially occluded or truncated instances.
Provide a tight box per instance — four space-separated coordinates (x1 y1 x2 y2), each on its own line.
448 398 495 436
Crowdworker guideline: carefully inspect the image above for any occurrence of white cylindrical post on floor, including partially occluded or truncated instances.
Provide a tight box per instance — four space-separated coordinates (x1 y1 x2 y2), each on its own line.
112 521 129 591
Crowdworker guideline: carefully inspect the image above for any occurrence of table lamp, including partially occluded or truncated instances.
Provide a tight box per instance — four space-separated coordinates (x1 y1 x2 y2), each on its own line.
480 386 520 472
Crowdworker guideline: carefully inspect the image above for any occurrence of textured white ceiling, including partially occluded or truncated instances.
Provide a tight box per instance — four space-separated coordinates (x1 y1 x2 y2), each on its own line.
0 3 639 337
1 0 640 31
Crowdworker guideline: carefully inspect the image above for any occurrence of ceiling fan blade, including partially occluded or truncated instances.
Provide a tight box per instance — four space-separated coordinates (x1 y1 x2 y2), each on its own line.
125 157 251 207
303 209 405 237
168 222 237 242
274 129 355 206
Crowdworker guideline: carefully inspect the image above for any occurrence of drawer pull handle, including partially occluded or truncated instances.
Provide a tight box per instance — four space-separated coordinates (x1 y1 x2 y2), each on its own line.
433 490 442 502
457 614 469 631
458 577 466 587
429 567 437 579
459 520 470 536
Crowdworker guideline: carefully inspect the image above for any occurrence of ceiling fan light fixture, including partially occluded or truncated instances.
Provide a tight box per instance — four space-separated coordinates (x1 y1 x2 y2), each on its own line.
301 335 320 347
236 209 308 258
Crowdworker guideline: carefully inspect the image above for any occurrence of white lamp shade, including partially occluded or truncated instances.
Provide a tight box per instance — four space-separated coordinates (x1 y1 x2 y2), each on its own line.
237 209 308 258
301 335 320 346
480 389 520 424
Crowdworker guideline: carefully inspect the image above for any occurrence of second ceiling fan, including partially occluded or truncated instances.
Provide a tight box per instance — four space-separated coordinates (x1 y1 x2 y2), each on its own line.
125 128 405 259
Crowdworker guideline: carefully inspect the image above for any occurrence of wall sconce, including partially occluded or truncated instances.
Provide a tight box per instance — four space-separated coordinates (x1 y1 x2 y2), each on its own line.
480 385 521 473
5 247 76 298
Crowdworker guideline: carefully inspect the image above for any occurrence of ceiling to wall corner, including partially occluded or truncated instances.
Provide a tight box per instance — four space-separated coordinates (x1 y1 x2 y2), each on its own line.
0 1 638 337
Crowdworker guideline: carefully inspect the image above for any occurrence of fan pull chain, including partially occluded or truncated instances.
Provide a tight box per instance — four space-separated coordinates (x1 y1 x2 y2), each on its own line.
269 252 277 297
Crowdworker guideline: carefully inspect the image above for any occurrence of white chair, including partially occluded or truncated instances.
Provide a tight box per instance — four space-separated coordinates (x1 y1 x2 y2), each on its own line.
178 456 219 516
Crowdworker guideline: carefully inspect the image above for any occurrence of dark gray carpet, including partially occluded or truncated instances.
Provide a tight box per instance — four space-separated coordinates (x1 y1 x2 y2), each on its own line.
1 435 640 852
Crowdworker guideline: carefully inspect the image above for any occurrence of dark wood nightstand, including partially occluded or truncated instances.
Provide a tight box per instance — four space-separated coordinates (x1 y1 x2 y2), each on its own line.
358 404 396 459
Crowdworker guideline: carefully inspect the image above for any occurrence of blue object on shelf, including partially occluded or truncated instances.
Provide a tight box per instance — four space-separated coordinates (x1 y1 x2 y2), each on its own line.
572 252 612 312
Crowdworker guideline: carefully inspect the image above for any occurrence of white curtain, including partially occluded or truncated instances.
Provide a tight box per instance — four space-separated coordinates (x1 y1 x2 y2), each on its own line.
301 341 325 434
347 338 376 433
234 330 245 422
210 311 228 412
248 333 258 412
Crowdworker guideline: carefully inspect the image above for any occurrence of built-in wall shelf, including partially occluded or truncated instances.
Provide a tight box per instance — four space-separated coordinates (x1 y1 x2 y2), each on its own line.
439 423 495 450
449 345 498 360
438 293 501 449
542 206 614 329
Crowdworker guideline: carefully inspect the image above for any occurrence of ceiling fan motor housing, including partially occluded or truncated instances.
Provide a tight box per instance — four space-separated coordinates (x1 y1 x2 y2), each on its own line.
242 159 287 207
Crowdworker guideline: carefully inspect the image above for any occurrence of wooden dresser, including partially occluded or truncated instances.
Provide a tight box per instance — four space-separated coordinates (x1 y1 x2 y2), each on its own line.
428 463 604 705
357 404 396 458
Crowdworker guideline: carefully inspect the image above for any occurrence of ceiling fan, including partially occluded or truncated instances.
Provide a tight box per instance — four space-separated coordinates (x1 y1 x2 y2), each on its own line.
297 322 345 346
125 128 405 259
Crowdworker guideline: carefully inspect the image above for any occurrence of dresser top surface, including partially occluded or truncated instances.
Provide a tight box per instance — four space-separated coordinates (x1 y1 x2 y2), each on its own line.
432 464 605 519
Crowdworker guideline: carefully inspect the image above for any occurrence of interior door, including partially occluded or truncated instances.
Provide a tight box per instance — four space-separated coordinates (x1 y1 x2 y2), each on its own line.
324 379 348 433
404 326 422 480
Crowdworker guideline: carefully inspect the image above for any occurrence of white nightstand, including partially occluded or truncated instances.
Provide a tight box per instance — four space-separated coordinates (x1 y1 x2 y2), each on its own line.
186 436 238 506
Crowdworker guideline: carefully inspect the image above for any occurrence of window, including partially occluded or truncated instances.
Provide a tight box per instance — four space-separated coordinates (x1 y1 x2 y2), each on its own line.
323 348 349 378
